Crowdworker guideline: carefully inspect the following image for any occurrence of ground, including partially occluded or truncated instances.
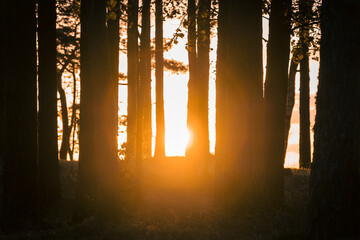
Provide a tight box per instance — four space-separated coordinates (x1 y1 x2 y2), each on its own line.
0 159 310 240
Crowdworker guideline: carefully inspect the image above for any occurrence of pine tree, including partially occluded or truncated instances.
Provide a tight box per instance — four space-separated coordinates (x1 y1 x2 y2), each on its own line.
38 0 61 205
263 0 292 205
154 0 166 159
2 0 38 230
308 0 360 238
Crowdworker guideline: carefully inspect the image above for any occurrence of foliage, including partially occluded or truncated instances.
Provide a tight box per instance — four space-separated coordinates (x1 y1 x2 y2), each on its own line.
290 0 321 62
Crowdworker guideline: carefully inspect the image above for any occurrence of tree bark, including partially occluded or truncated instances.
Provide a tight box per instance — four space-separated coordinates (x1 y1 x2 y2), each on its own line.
127 0 139 161
2 0 38 230
154 0 166 159
263 0 291 205
38 0 61 205
308 0 360 238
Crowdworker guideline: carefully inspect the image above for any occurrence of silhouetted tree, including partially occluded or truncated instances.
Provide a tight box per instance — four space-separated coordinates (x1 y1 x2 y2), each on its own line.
217 0 263 210
283 58 298 160
186 0 198 160
298 0 312 169
76 0 119 220
56 0 81 161
38 0 61 205
2 0 38 230
127 0 139 161
196 0 211 165
135 0 151 201
186 0 210 167
214 0 229 202
154 0 166 159
308 0 360 238
141 0 152 159
263 0 291 205
107 0 121 163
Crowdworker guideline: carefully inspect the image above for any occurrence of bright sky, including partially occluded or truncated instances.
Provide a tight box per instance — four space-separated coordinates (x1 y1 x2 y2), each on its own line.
116 16 319 168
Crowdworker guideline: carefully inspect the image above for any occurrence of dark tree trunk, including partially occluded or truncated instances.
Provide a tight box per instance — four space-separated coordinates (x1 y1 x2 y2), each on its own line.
58 78 70 160
107 0 120 162
298 0 312 169
0 3 5 183
2 0 38 230
38 0 61 204
196 0 211 167
263 0 291 205
308 0 360 238
127 0 139 161
299 44 311 169
154 0 166 159
220 0 263 210
135 0 151 202
283 58 298 161
185 0 198 160
76 0 119 221
214 0 229 202
141 0 152 159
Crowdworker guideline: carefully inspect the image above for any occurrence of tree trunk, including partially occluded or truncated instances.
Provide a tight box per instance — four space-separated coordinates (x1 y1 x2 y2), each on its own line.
214 0 229 202
38 0 61 205
263 0 291 205
308 0 360 238
221 0 263 211
196 0 211 168
154 0 166 159
76 0 119 221
58 77 71 160
185 0 198 160
299 44 311 169
142 0 152 159
298 0 313 169
107 0 120 163
2 0 38 230
283 58 298 161
127 0 139 161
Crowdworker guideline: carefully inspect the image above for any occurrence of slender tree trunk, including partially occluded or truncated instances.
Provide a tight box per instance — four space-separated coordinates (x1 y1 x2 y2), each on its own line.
142 0 152 159
186 0 198 160
0 4 5 182
283 58 298 161
136 0 151 202
154 0 166 159
58 77 70 160
108 0 120 162
196 0 211 168
263 0 291 205
127 0 139 161
299 45 311 169
222 0 263 210
214 0 229 202
38 0 61 204
2 0 38 230
308 0 360 238
298 0 312 169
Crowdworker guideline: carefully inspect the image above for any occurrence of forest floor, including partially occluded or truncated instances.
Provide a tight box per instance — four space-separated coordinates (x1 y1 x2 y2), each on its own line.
0 158 310 240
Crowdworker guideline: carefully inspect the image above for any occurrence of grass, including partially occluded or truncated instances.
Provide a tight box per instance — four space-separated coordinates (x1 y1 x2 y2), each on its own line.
0 159 310 240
